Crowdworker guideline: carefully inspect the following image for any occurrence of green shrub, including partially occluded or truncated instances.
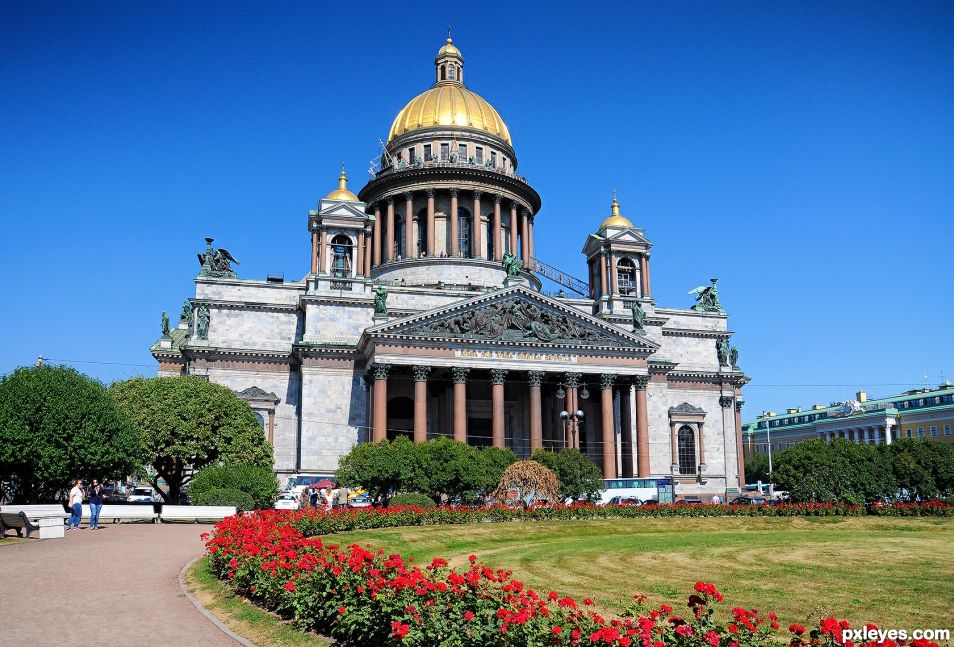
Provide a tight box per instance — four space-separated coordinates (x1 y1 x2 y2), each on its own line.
189 464 278 509
388 492 436 508
192 487 254 511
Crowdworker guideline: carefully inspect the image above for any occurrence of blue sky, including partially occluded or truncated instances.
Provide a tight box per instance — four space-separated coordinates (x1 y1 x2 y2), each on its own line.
1 1 952 419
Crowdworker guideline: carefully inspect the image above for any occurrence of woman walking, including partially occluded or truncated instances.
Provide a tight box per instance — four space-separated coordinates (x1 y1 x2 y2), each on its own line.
66 479 84 530
88 479 104 529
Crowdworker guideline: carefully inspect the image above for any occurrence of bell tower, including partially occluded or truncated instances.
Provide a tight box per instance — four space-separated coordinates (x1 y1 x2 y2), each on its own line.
435 36 464 85
582 193 654 316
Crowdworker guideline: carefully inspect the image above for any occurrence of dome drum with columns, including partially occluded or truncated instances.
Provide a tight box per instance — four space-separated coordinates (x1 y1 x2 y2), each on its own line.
152 36 749 500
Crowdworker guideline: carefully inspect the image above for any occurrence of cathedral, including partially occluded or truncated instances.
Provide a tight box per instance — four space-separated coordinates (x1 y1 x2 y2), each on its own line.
151 37 749 498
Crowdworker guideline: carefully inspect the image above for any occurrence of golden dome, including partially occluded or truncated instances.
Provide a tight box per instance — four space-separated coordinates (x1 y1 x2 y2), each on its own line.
437 37 462 58
388 84 511 145
324 166 358 201
600 192 633 229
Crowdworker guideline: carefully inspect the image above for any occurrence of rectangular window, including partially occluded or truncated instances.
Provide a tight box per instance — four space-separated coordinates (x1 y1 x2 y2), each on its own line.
945 425 952 436
440 143 449 161
423 144 432 161
906 429 912 437
931 426 938 437
918 427 925 437
475 146 483 164
490 151 497 167
459 144 467 160
408 147 416 163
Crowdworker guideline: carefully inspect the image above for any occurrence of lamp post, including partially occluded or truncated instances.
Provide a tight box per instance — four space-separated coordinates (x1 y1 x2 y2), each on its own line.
560 410 585 449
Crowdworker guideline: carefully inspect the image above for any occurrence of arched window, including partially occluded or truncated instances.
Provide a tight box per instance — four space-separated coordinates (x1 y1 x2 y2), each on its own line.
448 65 456 81
458 207 472 256
617 257 637 295
330 234 353 278
678 426 696 475
440 64 446 81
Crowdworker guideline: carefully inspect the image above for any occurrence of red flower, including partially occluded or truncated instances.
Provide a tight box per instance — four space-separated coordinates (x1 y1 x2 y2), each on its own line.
676 625 694 636
821 618 841 636
337 606 347 614
552 625 563 635
728 624 739 634
284 581 296 592
464 610 474 621
790 624 807 635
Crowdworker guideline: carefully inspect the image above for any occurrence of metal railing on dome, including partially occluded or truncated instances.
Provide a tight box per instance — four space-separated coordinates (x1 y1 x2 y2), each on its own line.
373 157 530 184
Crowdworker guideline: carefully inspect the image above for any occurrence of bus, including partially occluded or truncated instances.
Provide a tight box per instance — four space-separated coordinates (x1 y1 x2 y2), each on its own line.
282 474 334 497
600 478 674 505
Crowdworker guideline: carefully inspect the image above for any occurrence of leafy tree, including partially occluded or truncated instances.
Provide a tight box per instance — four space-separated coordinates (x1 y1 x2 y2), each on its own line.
890 439 954 500
111 376 273 503
492 460 560 507
0 365 141 503
473 446 517 499
335 436 417 505
389 492 436 508
531 448 604 502
773 439 896 503
407 438 482 503
191 487 255 511
189 463 278 509
744 453 771 485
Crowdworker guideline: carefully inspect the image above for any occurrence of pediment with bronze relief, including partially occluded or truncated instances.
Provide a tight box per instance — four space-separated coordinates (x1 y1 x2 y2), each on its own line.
363 285 658 352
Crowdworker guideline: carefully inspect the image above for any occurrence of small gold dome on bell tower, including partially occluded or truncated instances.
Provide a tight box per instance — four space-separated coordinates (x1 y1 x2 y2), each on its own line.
324 165 359 202
599 191 634 229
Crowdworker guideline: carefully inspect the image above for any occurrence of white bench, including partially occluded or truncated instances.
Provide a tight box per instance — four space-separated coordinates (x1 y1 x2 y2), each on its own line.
159 505 237 523
81 504 158 524
0 505 69 539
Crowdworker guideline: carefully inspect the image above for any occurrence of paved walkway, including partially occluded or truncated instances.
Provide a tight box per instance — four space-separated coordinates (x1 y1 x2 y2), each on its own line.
2 522 239 646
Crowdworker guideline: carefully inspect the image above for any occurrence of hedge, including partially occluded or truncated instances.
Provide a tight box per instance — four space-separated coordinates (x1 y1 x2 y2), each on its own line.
192 487 255 511
388 493 436 508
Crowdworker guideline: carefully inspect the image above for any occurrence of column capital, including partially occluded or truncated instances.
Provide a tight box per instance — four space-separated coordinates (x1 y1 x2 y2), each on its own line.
426 187 435 198
735 399 745 413
490 368 508 385
385 195 395 206
564 372 582 388
364 226 373 236
412 365 431 382
369 363 391 380
510 201 519 212
403 191 414 200
473 190 483 200
494 193 502 204
451 366 470 384
521 208 531 218
449 187 459 197
633 375 650 390
600 373 616 390
719 395 734 409
527 370 544 387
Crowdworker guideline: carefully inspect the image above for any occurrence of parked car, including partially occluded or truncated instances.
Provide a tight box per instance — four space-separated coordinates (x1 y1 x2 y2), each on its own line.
607 496 643 506
274 494 301 511
641 499 659 506
729 496 768 505
127 487 159 503
348 494 372 508
678 497 704 505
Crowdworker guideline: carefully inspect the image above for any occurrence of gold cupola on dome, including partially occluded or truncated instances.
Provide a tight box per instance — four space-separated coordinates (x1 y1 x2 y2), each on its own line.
324 165 359 202
600 192 634 229
387 37 512 146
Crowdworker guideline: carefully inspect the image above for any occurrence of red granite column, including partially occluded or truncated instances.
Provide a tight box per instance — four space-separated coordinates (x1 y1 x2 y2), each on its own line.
404 192 415 259
426 188 435 256
472 191 482 258
600 374 617 478
385 197 395 261
490 369 507 448
413 365 430 443
520 209 529 261
610 252 619 296
449 188 459 257
509 202 519 255
634 375 650 477
372 203 382 267
267 409 275 445
619 379 634 478
310 225 318 274
318 226 328 274
363 227 372 276
640 254 651 298
371 363 390 442
452 367 469 443
493 195 502 261
356 228 366 277
599 251 608 298
528 371 544 453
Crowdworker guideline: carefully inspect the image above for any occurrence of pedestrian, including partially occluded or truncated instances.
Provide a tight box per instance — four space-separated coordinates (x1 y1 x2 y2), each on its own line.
66 479 84 530
711 494 723 505
88 479 104 529
334 483 349 509
323 487 333 512
309 488 319 508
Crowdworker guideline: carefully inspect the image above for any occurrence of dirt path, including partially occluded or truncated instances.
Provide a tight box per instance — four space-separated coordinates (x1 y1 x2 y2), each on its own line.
1 522 239 646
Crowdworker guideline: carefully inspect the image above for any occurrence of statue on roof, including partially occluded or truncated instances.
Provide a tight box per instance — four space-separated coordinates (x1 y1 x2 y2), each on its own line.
502 252 522 278
716 338 730 366
179 300 192 323
689 278 724 314
197 237 239 278
161 311 170 337
373 285 389 317
196 304 210 340
729 346 739 369
630 300 646 335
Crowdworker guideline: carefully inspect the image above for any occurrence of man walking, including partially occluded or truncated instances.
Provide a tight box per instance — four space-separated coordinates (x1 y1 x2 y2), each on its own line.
334 484 349 510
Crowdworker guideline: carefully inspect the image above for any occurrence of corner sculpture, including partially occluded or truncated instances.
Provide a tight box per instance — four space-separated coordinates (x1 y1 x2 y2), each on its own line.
179 300 192 322
196 304 210 340
197 237 239 278
716 338 730 366
161 311 170 337
630 300 646 334
729 346 739 369
373 286 389 317
502 252 522 278
689 277 724 314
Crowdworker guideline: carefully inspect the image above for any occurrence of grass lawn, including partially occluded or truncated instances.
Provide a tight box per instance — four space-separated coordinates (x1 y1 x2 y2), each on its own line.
331 516 954 627
187 556 330 647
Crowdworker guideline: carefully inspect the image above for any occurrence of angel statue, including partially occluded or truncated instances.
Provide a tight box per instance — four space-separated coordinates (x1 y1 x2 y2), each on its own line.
502 252 522 278
373 285 389 317
689 277 724 314
729 346 739 369
630 300 646 334
197 237 240 278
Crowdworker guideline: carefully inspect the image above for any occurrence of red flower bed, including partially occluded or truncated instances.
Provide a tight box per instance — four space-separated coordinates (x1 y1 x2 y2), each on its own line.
204 510 942 647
